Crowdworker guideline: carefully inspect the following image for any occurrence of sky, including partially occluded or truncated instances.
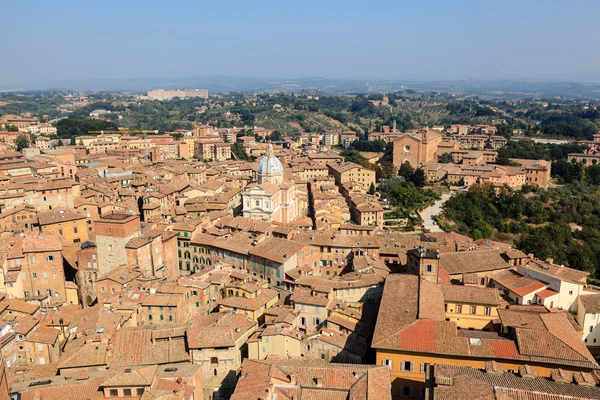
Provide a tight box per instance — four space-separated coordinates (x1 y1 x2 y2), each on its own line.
1 0 599 85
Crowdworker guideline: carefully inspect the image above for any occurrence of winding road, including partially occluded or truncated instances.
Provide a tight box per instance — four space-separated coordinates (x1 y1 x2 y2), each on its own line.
419 193 451 232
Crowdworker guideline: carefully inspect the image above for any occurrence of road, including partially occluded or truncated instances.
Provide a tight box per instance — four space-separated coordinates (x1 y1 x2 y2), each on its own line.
419 193 451 233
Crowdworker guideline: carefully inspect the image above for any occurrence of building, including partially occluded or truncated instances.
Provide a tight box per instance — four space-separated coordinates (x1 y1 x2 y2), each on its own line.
242 144 299 223
428 364 600 400
393 128 443 169
187 312 257 399
327 162 376 191
372 275 598 399
94 213 141 276
6 234 67 304
577 293 600 350
37 209 90 245
231 358 392 400
147 89 208 100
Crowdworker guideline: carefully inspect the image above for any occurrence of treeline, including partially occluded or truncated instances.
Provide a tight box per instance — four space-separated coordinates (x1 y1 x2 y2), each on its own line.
496 141 589 164
55 118 119 140
441 183 600 278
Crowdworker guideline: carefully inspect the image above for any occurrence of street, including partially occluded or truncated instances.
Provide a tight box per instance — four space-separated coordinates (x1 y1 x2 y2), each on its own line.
419 193 451 233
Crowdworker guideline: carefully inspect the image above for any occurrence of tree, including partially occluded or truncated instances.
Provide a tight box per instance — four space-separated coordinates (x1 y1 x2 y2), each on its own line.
5 124 18 132
412 168 426 188
340 150 366 164
231 143 252 161
398 162 414 181
496 124 514 138
270 130 283 141
376 161 396 181
57 139 64 147
368 182 376 195
437 152 454 163
15 134 30 151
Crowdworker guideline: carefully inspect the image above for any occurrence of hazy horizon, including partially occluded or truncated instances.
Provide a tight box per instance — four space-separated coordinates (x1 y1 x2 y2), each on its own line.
2 0 600 86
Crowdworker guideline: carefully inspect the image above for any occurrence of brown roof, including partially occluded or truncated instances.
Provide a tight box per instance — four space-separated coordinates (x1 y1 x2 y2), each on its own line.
433 364 600 400
37 209 86 225
440 249 510 275
580 293 600 314
108 325 189 367
21 234 63 253
232 359 391 400
441 284 501 306
187 312 256 348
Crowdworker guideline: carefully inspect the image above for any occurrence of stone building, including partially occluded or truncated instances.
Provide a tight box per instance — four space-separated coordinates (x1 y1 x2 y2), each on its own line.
94 213 141 276
392 128 443 168
242 144 299 223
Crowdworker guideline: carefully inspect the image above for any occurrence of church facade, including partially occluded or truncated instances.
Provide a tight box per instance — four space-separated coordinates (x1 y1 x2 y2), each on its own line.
242 144 299 223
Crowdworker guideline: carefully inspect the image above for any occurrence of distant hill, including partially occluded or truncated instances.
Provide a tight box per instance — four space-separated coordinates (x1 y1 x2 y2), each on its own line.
2 75 600 99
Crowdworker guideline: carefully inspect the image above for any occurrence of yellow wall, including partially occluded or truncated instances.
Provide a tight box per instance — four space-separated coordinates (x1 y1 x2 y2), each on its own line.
41 219 89 244
376 349 590 400
444 302 497 330
66 287 79 305
248 334 302 360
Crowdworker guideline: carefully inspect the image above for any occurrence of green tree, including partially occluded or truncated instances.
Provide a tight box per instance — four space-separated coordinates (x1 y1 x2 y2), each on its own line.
437 152 454 163
398 162 414 181
340 150 366 164
15 134 30 151
5 125 18 132
57 139 64 146
270 130 283 141
376 161 396 181
412 168 426 188
368 182 376 195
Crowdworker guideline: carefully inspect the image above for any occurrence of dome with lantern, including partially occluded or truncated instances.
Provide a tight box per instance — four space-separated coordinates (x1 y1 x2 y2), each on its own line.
257 144 283 176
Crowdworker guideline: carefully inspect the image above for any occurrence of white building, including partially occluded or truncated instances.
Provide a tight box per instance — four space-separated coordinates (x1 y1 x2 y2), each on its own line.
516 259 589 312
577 294 600 348
242 144 299 223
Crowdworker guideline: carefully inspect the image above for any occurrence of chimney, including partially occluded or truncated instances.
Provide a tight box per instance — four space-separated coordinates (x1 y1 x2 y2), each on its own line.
518 365 537 379
484 361 502 375
550 369 572 383
573 371 596 386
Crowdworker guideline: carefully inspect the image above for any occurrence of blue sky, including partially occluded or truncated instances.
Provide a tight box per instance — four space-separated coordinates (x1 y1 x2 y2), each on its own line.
1 0 599 83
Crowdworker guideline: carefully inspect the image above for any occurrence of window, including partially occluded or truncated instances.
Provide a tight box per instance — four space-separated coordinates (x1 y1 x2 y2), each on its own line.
211 357 218 365
456 305 462 313
425 264 434 273
73 227 78 234
136 388 144 396
591 326 594 333
31 273 37 279
123 389 132 397
29 256 35 264
255 200 259 207
401 361 413 372
420 363 426 373
46 255 55 262
484 307 491 316
569 290 573 295
470 306 476 314
399 386 412 397
382 359 392 369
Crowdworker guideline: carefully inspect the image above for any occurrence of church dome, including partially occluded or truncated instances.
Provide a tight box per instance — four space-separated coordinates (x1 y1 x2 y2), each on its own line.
257 144 283 175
